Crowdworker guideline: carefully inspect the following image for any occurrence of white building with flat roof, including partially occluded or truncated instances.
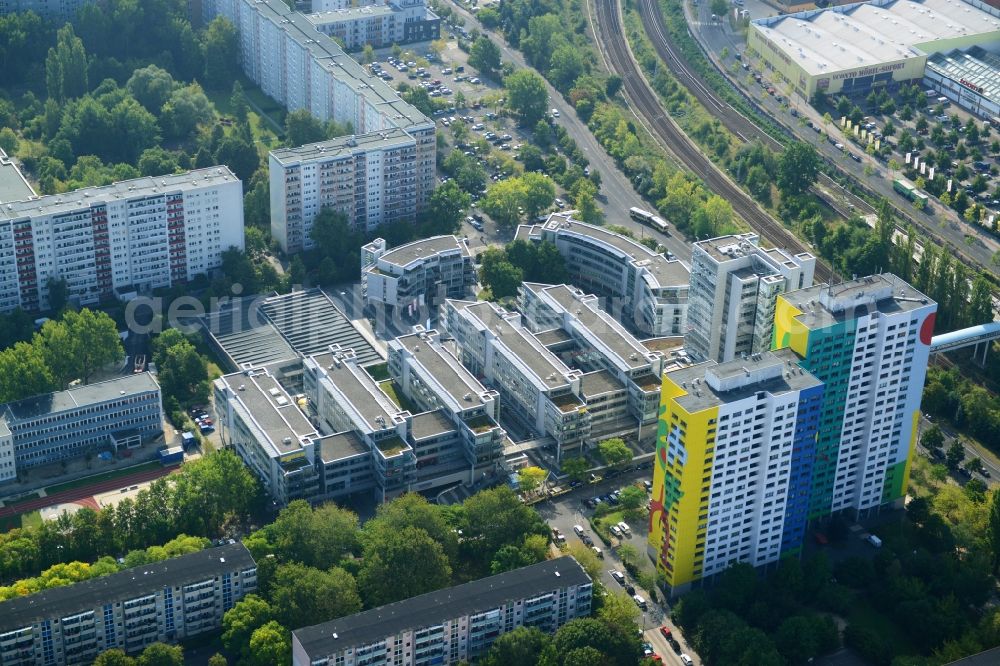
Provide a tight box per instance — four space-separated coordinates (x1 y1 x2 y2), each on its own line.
306 0 440 50
516 213 689 337
748 0 1000 100
686 233 815 363
0 167 243 312
361 235 476 312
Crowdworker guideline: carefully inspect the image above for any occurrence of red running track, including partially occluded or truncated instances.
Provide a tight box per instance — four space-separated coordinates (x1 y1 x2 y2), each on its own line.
0 466 175 519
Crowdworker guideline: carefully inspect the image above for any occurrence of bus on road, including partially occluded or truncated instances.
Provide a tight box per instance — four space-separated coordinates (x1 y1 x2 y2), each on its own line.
629 207 669 233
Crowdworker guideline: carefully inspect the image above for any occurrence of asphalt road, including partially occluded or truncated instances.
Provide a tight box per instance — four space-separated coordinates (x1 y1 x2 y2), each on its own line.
916 414 999 485
445 1 693 263
685 1 1000 272
532 471 703 665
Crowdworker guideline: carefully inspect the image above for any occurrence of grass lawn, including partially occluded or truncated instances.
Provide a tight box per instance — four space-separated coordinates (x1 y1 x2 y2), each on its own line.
592 509 625 543
1 491 40 508
378 380 420 414
45 461 162 496
20 510 42 529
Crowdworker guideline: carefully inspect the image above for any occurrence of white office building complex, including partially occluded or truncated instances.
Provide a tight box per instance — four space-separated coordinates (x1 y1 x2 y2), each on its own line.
0 543 257 666
361 235 476 312
0 167 244 312
202 0 436 251
686 233 815 363
442 299 591 460
516 213 689 337
0 374 163 484
519 283 664 438
292 556 592 666
306 0 440 50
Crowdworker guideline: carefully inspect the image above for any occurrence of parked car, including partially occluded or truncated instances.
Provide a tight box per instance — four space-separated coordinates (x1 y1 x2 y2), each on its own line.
617 521 631 536
573 524 585 537
680 654 694 665
610 524 622 538
591 546 604 559
659 626 672 640
632 594 647 610
551 108 560 117
610 570 626 585
669 638 682 654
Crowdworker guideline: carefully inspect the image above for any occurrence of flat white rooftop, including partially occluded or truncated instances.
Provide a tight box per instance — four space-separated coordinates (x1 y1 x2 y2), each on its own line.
752 0 1000 77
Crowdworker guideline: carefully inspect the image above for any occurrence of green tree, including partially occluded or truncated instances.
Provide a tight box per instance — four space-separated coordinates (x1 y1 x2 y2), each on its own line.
170 449 260 538
425 180 471 234
691 194 733 239
478 248 524 299
598 591 642 634
517 466 547 495
203 17 240 90
207 655 228 666
576 187 604 225
214 131 260 183
0 342 54 403
156 338 210 407
921 424 944 452
361 44 375 64
549 43 585 91
0 127 18 156
230 80 249 122
222 594 275 661
246 500 359 569
285 109 327 147
161 83 214 139
504 70 549 126
777 142 820 197
598 438 632 468
553 618 640 666
271 563 361 629
39 309 123 387
136 643 184 666
519 171 556 219
710 0 729 15
618 486 647 524
359 526 452 606
469 36 501 76
945 440 965 471
126 65 176 113
93 650 136 666
458 486 549 569
482 626 553 666
989 489 1000 572
774 614 839 665
561 456 590 483
482 178 526 230
46 24 88 102
138 147 181 177
247 621 291 666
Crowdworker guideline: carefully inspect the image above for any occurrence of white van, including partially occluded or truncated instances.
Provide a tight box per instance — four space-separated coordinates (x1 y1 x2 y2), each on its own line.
632 593 647 610
591 546 604 559
617 521 631 536
866 534 882 548
573 525 585 537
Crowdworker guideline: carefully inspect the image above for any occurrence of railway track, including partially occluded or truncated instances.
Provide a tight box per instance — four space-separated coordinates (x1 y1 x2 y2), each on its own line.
593 0 836 282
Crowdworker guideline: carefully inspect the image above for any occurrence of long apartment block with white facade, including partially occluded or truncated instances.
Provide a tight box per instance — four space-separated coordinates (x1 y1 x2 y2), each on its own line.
0 167 243 312
361 235 476 311
519 283 664 437
442 299 590 460
292 556 592 666
516 213 689 337
0 543 257 666
202 0 436 250
306 0 440 50
686 233 815 363
0 373 163 484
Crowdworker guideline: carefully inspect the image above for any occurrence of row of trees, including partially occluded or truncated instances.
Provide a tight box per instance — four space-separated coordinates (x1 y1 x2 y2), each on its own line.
0 534 208 601
151 329 212 422
220 488 552 664
0 308 122 403
478 239 568 300
0 450 260 583
922 367 1000 451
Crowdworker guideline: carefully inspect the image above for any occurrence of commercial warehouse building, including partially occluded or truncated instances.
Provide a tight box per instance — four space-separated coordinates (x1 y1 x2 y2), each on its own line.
202 0 436 247
0 167 244 313
292 556 592 666
924 46 1000 120
748 0 1000 100
0 374 163 484
0 543 257 666
516 213 689 337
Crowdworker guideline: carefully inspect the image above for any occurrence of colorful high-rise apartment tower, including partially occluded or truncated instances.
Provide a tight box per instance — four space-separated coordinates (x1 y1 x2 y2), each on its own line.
648 348 824 594
772 273 937 519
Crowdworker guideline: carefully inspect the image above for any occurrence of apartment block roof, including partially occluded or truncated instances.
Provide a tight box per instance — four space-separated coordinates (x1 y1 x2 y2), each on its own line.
269 128 416 166
0 166 239 220
2 373 160 423
409 409 456 440
666 348 823 413
782 273 934 330
752 0 1000 77
0 148 35 204
390 332 491 408
0 544 256 633
294 556 591 658
318 430 369 463
307 4 396 22
217 367 318 456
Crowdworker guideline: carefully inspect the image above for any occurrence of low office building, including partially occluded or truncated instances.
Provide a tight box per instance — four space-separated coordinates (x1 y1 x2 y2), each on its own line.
649 350 825 594
362 235 476 313
306 0 440 50
0 167 243 312
924 46 1000 121
270 131 428 253
516 213 689 337
0 374 163 483
292 556 593 666
443 299 591 460
519 283 664 438
686 233 815 363
0 543 257 666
